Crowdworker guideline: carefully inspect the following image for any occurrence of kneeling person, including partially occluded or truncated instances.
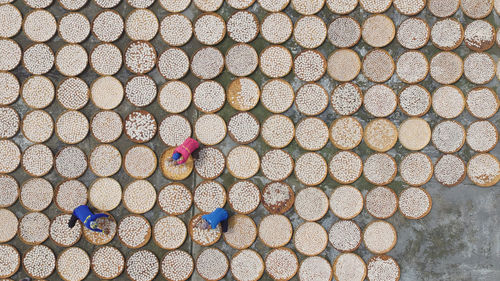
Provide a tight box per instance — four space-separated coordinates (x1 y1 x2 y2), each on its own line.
68 205 109 233
200 208 229 233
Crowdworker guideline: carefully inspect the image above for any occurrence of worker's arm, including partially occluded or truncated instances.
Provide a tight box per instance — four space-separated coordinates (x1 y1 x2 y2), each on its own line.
68 213 78 228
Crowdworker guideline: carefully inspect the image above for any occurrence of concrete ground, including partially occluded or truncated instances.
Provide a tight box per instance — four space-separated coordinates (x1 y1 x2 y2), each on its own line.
5 1 500 280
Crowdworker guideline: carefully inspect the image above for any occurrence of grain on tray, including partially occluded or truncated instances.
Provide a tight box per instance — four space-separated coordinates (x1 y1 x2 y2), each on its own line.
228 112 260 144
291 0 325 15
161 250 194 281
294 51 326 82
227 11 259 43
328 16 361 48
330 185 363 219
22 75 54 109
158 183 192 215
196 248 228 281
258 214 292 248
329 151 363 184
20 178 53 211
397 17 429 49
363 84 397 117
194 180 226 213
0 72 20 105
154 216 186 250
225 43 258 77
91 110 123 143
125 9 158 41
260 12 292 44
363 220 397 254
158 48 189 80
126 250 159 281
365 186 398 219
399 187 432 219
294 152 327 186
91 76 124 110
50 214 81 247
159 115 192 147
265 248 298 280
125 41 156 74
55 146 87 179
194 114 226 146
230 249 264 281
90 144 121 177
329 220 361 252
295 187 328 221
0 39 21 71
0 208 18 243
124 180 156 214
333 253 366 281
89 177 122 211
23 245 55 279
367 255 400 281
259 45 292 78
19 212 50 245
295 117 329 151
299 256 332 281
0 175 18 207
158 81 191 113
91 246 124 279
118 215 151 248
124 110 157 143
363 119 398 152
467 153 500 187
55 180 87 213
434 154 466 187
194 13 226 45
92 10 124 42
160 13 193 47
57 77 89 110
223 214 257 249
398 85 431 117
0 106 19 139
191 47 224 80
261 149 293 182
227 145 260 179
57 247 90 281
193 80 225 113
293 15 327 49
0 4 21 38
294 222 328 256
228 181 260 214
23 9 56 42
432 120 465 153
361 14 395 47
90 43 122 76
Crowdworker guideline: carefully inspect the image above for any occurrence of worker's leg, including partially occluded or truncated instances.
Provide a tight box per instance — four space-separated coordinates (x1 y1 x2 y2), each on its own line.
191 144 204 159
89 205 98 213
68 213 78 228
221 219 228 233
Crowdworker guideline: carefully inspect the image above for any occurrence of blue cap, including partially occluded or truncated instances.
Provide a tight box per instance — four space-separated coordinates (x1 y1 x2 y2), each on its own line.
172 152 181 160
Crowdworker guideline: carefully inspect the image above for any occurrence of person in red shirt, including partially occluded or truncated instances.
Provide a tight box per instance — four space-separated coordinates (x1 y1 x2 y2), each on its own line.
170 137 200 165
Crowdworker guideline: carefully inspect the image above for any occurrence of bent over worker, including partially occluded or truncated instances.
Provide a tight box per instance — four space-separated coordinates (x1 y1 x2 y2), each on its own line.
68 205 109 233
171 137 200 165
200 208 229 233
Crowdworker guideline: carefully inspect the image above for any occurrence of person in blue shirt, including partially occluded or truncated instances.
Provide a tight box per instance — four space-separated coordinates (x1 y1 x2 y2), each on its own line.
200 208 229 232
68 205 109 233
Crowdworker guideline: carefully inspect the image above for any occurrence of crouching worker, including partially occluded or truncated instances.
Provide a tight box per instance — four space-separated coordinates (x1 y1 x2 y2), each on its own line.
68 205 109 233
170 137 199 165
200 208 229 233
